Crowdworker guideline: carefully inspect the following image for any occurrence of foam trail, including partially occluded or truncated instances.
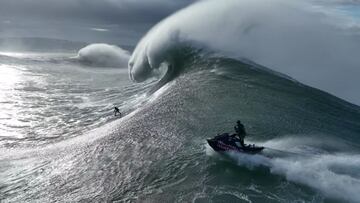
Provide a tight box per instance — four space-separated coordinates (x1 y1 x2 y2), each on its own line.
78 43 130 67
129 0 360 105
225 149 360 202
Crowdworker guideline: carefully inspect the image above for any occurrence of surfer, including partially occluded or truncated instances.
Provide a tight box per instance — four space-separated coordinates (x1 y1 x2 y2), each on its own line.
234 120 247 147
114 107 121 117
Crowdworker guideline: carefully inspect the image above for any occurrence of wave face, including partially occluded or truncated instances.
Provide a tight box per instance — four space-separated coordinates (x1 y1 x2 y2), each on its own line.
2 1 360 203
78 43 130 67
127 54 360 202
129 0 360 105
1 48 360 202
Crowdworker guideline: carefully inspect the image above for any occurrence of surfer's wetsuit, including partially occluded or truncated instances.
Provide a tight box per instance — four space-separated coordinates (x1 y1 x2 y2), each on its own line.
114 107 121 117
234 120 246 147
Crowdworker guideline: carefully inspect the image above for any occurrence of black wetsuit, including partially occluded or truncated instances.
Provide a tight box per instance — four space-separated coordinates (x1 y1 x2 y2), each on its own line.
234 122 246 146
114 107 121 117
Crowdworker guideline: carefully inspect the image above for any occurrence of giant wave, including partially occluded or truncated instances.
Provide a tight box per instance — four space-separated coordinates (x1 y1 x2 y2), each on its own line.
2 0 360 202
129 0 360 105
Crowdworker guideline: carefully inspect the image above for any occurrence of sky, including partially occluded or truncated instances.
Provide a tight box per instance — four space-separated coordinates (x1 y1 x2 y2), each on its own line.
0 0 358 46
0 0 195 46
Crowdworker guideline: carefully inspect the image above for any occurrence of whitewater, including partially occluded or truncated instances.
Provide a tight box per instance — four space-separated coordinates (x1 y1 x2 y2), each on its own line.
1 0 360 202
129 0 360 105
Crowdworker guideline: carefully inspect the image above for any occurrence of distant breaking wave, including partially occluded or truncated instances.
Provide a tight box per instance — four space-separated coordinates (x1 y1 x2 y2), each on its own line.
78 43 130 67
129 0 360 105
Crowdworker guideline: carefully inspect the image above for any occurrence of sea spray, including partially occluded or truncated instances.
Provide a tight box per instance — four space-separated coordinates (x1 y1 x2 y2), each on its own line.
223 139 360 202
129 0 360 105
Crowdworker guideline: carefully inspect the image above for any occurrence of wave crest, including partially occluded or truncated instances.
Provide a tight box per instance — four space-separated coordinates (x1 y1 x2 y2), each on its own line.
129 0 360 105
78 43 130 67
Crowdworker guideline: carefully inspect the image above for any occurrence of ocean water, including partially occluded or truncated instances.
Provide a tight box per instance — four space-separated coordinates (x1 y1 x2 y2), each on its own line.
0 52 149 147
1 0 360 202
0 49 359 203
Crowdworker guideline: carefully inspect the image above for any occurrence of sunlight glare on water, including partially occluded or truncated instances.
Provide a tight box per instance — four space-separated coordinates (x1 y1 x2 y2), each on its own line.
0 64 26 139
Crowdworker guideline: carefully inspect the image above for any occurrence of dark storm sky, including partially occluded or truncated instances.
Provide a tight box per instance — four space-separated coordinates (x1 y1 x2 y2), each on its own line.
0 0 195 45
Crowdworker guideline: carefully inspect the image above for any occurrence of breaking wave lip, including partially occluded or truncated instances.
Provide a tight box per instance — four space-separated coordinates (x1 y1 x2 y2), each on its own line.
129 0 360 105
77 43 130 68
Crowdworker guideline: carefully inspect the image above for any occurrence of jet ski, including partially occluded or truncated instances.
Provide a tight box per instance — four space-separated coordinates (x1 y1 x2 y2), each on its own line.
207 133 264 154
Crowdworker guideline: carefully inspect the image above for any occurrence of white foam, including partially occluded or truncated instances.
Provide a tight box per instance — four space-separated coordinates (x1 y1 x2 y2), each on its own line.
77 43 130 68
129 0 360 105
271 154 360 202
220 138 360 202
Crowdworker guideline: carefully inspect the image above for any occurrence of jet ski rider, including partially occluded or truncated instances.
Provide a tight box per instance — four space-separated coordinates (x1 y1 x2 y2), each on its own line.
234 120 247 147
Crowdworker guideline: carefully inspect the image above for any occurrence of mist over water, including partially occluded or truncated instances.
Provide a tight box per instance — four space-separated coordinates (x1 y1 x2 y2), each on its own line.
129 0 360 105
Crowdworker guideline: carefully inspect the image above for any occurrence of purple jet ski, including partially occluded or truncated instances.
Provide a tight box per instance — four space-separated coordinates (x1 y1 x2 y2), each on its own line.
207 133 264 154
